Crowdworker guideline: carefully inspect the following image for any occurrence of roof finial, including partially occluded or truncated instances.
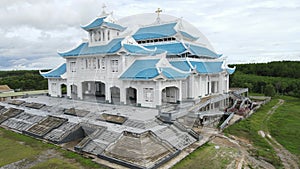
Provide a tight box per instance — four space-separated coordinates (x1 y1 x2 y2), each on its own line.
101 3 107 16
155 8 162 23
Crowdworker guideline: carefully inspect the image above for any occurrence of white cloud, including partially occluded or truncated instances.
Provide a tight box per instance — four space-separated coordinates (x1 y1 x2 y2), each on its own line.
0 0 300 69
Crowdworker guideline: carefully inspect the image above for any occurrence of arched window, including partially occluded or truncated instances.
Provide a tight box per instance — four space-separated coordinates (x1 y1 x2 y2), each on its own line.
98 30 101 41
94 31 98 42
102 30 105 41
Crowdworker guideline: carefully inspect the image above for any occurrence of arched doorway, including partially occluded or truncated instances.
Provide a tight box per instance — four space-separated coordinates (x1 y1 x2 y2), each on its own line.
110 86 120 104
95 81 105 101
70 84 78 99
126 87 137 105
162 86 179 103
60 84 67 97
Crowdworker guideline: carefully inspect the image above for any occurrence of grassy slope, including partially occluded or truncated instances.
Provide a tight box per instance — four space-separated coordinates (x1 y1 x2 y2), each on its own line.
30 158 79 169
172 143 237 169
0 135 39 166
224 98 282 167
0 128 104 168
268 96 300 158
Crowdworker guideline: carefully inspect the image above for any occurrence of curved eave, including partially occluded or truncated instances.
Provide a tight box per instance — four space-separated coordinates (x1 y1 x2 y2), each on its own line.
179 31 199 41
160 67 189 80
226 66 236 75
122 44 157 55
103 22 127 31
187 44 221 58
40 63 66 78
58 43 87 58
81 17 106 31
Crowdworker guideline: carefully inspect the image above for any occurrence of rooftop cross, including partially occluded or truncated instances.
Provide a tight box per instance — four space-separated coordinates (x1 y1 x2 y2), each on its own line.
155 8 162 23
101 3 107 15
155 8 162 17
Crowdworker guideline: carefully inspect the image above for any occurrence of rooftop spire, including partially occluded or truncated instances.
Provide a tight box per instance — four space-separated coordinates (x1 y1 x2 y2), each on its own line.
101 3 107 16
155 8 162 23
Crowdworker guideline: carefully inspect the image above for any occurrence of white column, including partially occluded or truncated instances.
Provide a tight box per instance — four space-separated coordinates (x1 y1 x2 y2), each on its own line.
105 84 111 103
120 82 126 104
178 81 182 102
78 82 83 100
67 83 71 98
188 75 195 99
155 81 162 107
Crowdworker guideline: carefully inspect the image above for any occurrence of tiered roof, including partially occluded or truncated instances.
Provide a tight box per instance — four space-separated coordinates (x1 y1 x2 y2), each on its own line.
43 13 235 80
40 63 66 78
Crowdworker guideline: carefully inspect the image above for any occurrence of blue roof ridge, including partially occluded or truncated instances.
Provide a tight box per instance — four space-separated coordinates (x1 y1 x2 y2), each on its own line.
81 16 107 30
40 63 66 78
138 20 178 29
57 42 87 57
185 58 196 70
121 37 157 52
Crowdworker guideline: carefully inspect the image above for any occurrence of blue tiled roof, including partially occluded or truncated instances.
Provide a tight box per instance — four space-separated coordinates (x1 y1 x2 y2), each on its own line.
169 61 191 71
81 17 106 30
123 44 157 55
58 38 124 57
132 22 177 40
188 44 220 58
120 59 160 80
190 61 223 74
226 67 236 75
161 67 189 79
41 63 66 78
179 31 198 41
143 42 187 55
104 22 126 31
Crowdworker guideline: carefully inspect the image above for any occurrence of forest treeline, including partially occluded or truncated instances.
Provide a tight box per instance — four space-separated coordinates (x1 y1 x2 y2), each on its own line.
230 61 300 97
0 70 48 91
0 61 299 97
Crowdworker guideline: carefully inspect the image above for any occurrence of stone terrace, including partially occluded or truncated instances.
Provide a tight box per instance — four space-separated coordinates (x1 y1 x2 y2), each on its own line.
0 95 199 169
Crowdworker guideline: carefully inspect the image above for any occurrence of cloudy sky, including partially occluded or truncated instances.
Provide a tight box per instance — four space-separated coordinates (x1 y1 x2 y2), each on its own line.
0 0 300 70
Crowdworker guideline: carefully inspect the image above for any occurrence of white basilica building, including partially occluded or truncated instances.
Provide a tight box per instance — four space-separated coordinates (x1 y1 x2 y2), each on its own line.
41 8 235 108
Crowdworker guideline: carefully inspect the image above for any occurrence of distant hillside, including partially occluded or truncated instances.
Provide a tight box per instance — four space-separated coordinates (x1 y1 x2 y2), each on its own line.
0 70 48 91
230 61 300 97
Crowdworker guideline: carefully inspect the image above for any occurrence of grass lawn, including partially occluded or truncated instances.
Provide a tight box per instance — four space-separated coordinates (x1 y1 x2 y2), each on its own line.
0 134 39 166
172 143 238 169
268 96 300 159
0 128 105 168
224 98 282 167
30 158 79 169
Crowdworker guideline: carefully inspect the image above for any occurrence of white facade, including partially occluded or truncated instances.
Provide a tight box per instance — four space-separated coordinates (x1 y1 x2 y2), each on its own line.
42 11 235 108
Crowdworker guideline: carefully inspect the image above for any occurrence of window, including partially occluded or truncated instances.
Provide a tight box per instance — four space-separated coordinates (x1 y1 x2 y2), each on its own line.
97 58 100 69
89 32 92 42
93 31 97 42
143 88 154 102
92 58 96 69
117 32 119 36
111 59 118 72
102 31 105 41
101 57 106 70
211 81 219 93
107 30 110 40
70 61 76 72
98 30 101 41
51 83 57 93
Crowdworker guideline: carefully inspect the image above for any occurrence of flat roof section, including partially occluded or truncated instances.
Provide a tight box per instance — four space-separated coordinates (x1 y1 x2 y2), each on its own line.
101 130 179 169
24 116 67 138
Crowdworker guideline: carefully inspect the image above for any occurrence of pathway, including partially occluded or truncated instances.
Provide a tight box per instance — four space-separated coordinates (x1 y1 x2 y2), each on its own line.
259 99 299 169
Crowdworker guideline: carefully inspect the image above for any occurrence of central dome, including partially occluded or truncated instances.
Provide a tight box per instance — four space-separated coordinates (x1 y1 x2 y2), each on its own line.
118 13 215 52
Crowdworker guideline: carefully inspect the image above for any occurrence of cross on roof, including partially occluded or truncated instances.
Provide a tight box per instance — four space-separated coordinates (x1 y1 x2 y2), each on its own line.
155 8 162 17
101 3 107 15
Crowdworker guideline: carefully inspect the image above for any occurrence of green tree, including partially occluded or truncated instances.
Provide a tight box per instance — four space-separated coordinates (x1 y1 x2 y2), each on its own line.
264 84 276 97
